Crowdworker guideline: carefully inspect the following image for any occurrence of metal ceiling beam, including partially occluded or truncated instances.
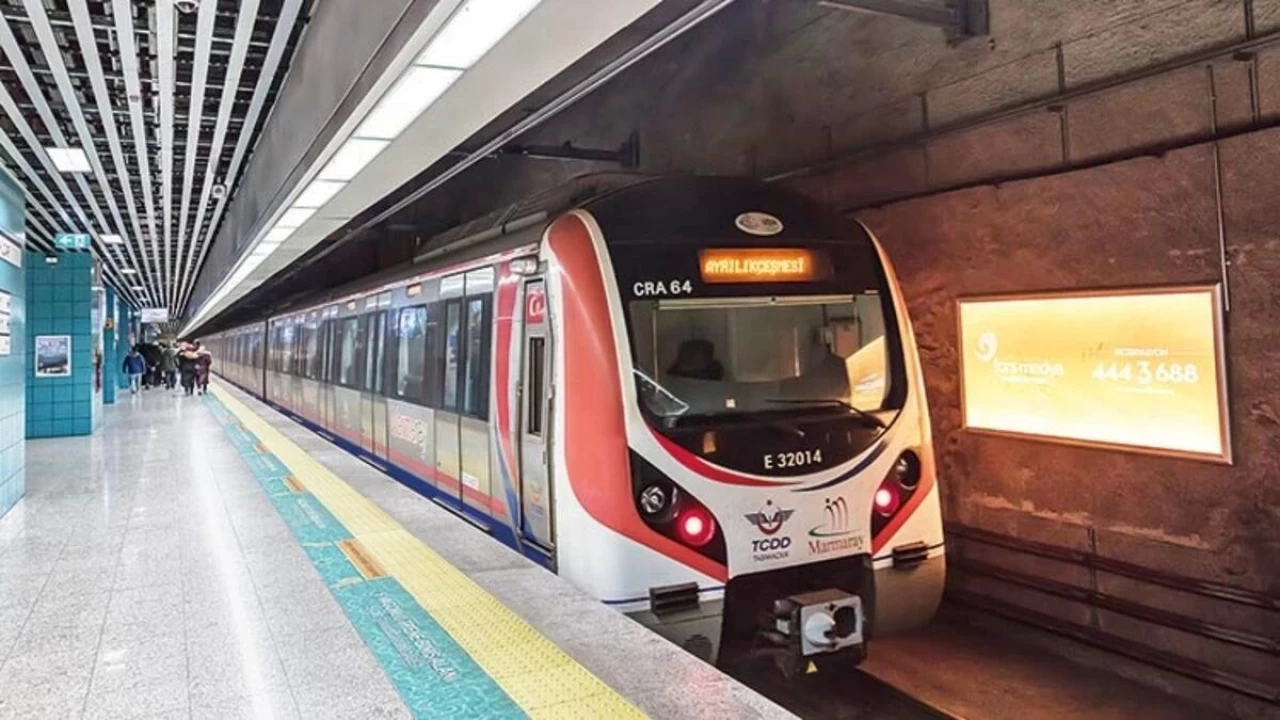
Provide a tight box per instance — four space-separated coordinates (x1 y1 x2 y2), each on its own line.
177 0 302 315
157 0 176 308
113 0 162 307
0 126 141 306
179 0 259 312
0 11 141 306
174 0 216 315
68 0 158 303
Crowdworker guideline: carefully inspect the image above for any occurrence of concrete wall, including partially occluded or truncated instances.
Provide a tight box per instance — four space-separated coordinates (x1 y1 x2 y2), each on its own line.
26 253 98 438
0 171 22 520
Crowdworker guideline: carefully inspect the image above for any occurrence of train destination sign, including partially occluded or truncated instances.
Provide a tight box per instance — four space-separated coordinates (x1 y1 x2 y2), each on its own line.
957 285 1230 462
698 248 826 284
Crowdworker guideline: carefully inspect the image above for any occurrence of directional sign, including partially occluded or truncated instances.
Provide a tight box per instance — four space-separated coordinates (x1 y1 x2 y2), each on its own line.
54 233 92 250
140 308 169 323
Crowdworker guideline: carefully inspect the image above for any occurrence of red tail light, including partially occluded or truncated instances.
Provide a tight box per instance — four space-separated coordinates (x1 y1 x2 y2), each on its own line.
676 506 716 547
873 486 899 516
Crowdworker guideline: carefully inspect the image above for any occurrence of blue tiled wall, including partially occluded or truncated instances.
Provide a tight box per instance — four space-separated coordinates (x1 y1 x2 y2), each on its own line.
0 169 24 519
103 288 116 405
115 304 135 391
26 252 95 438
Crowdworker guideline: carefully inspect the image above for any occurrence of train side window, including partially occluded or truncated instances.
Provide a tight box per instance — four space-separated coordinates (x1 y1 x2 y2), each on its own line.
395 306 427 403
366 311 386 394
442 301 462 411
353 315 369 390
526 337 545 436
462 296 491 420
338 317 359 387
307 323 323 379
423 303 442 408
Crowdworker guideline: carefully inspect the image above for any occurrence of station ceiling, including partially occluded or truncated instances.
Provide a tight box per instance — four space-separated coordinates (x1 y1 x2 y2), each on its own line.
0 0 310 314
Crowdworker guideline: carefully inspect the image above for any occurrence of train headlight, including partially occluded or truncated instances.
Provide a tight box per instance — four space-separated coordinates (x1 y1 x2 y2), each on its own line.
676 506 716 547
639 484 670 517
873 487 900 517
891 450 921 490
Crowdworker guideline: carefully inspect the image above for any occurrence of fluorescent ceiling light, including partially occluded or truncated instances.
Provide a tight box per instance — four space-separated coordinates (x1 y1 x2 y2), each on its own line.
262 226 296 246
130 286 145 292
121 268 137 275
102 234 124 245
419 0 542 70
318 138 389 182
276 207 316 229
293 179 347 209
45 146 92 173
356 66 462 140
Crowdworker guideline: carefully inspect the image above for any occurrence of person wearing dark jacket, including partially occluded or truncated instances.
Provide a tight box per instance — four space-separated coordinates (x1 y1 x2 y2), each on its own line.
194 343 212 395
161 343 179 390
123 348 146 394
178 344 199 396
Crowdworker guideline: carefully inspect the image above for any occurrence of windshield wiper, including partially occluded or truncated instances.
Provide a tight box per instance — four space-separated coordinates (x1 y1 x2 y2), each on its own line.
766 398 886 429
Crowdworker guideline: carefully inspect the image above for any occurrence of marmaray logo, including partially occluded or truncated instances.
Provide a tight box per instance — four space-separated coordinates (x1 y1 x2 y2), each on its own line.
744 499 794 536
809 497 852 538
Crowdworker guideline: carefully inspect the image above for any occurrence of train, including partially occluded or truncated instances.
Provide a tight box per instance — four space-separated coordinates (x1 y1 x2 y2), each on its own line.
205 174 944 676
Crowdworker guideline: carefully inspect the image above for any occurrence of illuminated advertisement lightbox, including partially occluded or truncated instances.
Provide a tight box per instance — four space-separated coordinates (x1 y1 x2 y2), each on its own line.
957 285 1230 462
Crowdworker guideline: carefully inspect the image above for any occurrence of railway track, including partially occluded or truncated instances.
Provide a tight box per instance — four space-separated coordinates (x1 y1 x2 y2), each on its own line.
732 661 963 720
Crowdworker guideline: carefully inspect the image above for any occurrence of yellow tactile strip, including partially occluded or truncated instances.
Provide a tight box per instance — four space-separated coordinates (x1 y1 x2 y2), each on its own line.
209 385 646 719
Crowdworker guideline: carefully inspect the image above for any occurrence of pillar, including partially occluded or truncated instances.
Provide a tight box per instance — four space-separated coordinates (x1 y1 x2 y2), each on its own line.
26 252 97 438
0 169 23 519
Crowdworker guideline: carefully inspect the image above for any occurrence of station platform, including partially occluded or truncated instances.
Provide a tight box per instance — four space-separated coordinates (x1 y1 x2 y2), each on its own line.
0 382 792 720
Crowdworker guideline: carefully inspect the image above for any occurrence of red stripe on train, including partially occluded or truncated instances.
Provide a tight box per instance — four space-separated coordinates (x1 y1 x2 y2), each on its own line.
549 212 727 583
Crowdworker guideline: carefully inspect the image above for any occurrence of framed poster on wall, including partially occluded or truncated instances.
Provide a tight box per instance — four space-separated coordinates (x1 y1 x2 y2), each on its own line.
34 335 71 378
957 285 1230 463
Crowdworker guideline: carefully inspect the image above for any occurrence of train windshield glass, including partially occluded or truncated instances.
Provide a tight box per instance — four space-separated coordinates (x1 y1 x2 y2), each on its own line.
629 293 891 421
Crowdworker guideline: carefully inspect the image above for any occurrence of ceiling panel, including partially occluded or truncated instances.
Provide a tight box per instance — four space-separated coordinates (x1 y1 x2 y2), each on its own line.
0 0 311 310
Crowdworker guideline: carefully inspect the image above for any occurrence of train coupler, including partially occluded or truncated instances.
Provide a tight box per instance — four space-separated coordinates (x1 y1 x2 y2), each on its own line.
766 588 867 679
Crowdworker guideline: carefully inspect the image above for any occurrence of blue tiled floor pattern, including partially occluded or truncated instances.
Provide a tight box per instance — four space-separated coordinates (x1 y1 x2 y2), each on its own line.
205 394 527 719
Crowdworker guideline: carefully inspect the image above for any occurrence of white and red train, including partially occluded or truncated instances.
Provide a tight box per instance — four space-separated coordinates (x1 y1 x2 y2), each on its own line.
206 175 944 673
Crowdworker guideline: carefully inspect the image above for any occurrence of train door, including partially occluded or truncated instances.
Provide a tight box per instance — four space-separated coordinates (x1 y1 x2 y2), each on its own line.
364 306 389 457
457 268 494 517
435 276 464 504
519 277 554 549
320 318 337 431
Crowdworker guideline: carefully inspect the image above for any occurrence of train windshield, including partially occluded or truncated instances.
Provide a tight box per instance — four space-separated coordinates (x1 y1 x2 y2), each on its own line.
629 293 892 422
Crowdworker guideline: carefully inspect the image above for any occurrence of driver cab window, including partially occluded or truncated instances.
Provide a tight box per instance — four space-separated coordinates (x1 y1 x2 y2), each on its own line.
630 295 889 418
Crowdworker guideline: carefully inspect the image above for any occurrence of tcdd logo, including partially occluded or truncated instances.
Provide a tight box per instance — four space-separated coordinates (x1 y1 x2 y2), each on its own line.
751 536 792 552
744 499 794 536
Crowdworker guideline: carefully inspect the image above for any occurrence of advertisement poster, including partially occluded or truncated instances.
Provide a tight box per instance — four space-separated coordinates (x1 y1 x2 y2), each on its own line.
35 335 71 378
957 286 1229 462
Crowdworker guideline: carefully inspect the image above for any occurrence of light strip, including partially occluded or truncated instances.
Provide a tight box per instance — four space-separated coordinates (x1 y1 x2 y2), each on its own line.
177 0 304 316
179 0 261 310
158 0 176 307
175 0 218 311
0 11 143 306
182 0 550 334
318 138 390 182
418 0 543 70
355 66 461 140
293 179 346 209
113 0 163 304
69 0 158 304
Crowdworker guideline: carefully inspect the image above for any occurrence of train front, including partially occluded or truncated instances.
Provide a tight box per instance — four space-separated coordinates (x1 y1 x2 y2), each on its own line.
545 177 943 676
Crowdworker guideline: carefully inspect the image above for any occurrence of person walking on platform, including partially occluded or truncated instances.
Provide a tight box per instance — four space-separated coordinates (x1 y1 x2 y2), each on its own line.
123 347 146 394
161 343 179 390
178 343 199 396
194 342 212 395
